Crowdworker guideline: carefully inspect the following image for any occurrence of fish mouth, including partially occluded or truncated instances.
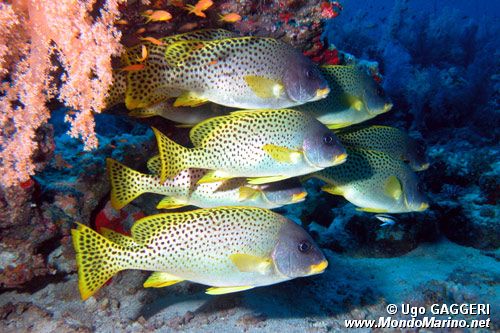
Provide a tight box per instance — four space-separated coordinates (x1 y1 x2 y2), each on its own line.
315 87 330 99
418 163 430 171
418 202 429 211
332 152 348 165
291 191 308 202
382 103 393 113
309 260 328 275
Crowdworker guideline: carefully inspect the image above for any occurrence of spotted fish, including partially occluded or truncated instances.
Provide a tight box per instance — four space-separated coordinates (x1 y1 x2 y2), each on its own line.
105 29 237 109
305 148 428 213
297 65 392 129
72 207 327 300
335 125 429 171
122 35 329 110
107 158 307 210
153 109 347 185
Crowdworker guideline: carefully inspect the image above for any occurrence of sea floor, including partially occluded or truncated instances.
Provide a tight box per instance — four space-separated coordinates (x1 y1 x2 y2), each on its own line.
1 238 498 332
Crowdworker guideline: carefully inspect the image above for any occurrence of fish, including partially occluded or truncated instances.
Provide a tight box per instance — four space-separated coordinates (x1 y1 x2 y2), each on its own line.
107 158 308 210
185 0 213 17
123 34 329 110
375 214 397 227
105 29 237 109
219 13 242 23
304 148 429 213
128 98 232 126
153 109 347 184
335 125 429 171
71 207 327 300
142 10 172 23
296 65 393 129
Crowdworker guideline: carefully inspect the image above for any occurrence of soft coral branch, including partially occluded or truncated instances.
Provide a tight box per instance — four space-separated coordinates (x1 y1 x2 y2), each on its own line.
0 0 123 187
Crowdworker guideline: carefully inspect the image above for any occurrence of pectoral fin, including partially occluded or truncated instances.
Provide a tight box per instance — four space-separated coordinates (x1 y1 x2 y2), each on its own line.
347 96 364 111
238 186 261 201
384 176 402 200
247 175 289 185
244 75 284 99
173 91 208 107
262 144 302 164
143 272 184 288
229 253 272 274
321 185 344 196
205 286 254 295
197 170 234 184
156 196 188 210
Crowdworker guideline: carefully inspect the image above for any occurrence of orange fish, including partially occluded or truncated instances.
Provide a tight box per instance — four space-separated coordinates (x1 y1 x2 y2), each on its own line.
179 22 199 31
120 64 145 72
115 19 128 25
136 45 148 62
143 10 172 23
185 0 213 18
219 13 241 23
136 27 146 34
140 36 166 46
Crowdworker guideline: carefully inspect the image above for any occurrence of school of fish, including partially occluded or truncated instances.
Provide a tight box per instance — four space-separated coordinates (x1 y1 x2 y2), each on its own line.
73 21 429 301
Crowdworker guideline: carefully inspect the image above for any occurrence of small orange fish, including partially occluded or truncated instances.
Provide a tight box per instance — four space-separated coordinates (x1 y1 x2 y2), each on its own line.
140 36 165 46
115 19 128 25
143 10 172 23
136 45 148 62
219 13 241 23
136 27 146 34
120 64 145 72
185 0 213 18
179 22 199 31
208 59 218 65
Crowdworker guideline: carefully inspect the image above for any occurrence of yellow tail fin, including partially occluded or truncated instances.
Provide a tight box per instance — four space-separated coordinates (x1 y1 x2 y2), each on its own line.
107 158 162 210
152 127 192 182
71 223 129 301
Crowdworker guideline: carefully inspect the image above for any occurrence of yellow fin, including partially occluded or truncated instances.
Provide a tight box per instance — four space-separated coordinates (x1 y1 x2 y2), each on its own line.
100 228 139 247
143 272 184 288
356 207 389 213
153 127 191 181
326 122 353 130
197 170 234 184
247 175 289 185
71 223 128 300
156 196 188 210
107 158 158 210
173 91 208 107
384 175 402 200
238 186 261 201
206 286 254 295
244 75 284 99
262 144 302 164
229 253 272 274
321 185 344 196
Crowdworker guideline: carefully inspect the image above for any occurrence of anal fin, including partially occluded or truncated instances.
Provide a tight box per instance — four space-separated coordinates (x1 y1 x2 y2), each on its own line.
321 185 345 196
205 286 254 295
174 91 208 107
247 175 289 185
144 272 184 288
156 196 188 210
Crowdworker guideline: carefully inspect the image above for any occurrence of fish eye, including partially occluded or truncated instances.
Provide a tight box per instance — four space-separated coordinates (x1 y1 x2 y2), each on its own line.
298 240 311 253
306 69 312 78
322 133 335 145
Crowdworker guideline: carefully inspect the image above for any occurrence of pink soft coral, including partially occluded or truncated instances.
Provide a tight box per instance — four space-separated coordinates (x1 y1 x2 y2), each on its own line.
0 0 123 187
